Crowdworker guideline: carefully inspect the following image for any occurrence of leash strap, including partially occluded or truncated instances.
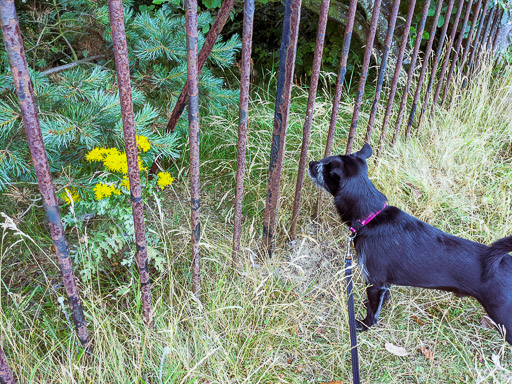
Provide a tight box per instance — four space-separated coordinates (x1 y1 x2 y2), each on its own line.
345 229 361 384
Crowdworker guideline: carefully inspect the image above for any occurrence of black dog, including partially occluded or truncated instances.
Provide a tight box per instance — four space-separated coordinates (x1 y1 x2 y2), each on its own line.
308 143 512 344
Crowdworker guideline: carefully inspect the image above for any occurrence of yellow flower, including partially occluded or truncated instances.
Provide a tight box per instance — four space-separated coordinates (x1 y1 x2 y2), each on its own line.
93 183 121 200
86 147 109 162
157 172 174 189
137 135 151 153
63 188 80 205
120 177 130 190
102 148 128 174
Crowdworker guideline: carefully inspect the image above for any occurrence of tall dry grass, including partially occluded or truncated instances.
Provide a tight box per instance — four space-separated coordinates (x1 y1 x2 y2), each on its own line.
0 60 511 383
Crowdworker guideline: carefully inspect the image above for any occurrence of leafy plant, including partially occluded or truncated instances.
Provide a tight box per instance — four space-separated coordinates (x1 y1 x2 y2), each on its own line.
60 138 174 279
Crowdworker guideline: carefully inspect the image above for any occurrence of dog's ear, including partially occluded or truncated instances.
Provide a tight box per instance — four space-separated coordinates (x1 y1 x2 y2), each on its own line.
355 143 372 159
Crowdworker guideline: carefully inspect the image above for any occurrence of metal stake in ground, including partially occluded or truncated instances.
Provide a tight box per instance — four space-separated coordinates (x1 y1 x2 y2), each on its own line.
491 9 503 54
262 0 302 254
0 343 16 384
365 0 401 142
345 0 382 154
462 0 490 90
376 0 417 154
0 0 90 350
416 0 459 133
289 0 330 240
232 0 255 261
440 0 474 106
458 0 484 74
404 0 445 138
391 0 432 144
184 0 202 294
314 0 358 218
108 0 154 326
432 0 466 109
166 0 236 134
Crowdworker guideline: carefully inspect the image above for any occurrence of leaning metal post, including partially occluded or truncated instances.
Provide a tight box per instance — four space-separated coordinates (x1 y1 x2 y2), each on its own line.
0 343 16 384
404 0 445 138
461 0 490 90
376 0 417 154
458 0 484 73
490 9 503 53
365 0 401 142
262 0 302 254
289 0 330 240
440 0 474 106
432 0 466 109
314 0 357 218
184 0 202 294
0 0 90 350
416 0 459 133
345 0 382 154
165 0 237 134
391 0 432 144
232 0 255 261
108 0 154 326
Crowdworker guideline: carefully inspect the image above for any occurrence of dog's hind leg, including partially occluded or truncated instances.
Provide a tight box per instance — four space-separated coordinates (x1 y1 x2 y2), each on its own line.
358 285 390 331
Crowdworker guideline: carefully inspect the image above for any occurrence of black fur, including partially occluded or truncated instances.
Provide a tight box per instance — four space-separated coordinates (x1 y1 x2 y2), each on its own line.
309 143 512 344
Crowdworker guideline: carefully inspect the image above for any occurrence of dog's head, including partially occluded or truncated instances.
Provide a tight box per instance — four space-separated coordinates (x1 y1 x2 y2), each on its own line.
308 143 373 196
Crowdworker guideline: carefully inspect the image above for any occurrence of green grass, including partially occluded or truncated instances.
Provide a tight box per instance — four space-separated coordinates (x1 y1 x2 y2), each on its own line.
1 59 512 383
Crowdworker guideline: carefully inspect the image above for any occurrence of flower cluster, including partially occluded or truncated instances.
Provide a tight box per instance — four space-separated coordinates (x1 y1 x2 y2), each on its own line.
157 172 174 189
93 182 121 200
62 188 80 205
86 147 146 175
137 135 151 153
75 137 173 202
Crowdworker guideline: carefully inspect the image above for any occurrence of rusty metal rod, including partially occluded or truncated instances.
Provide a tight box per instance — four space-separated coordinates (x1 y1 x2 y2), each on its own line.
0 344 16 384
405 0 445 139
461 0 490 90
467 5 494 85
485 8 499 51
232 0 255 260
376 0 417 154
431 0 466 109
440 0 474 106
314 0 357 218
491 9 503 53
391 0 432 144
108 0 154 326
262 0 302 254
416 0 458 132
0 0 90 350
184 0 202 293
458 0 484 73
345 0 382 154
365 0 401 142
481 6 497 51
289 0 330 240
166 0 236 133
472 5 495 69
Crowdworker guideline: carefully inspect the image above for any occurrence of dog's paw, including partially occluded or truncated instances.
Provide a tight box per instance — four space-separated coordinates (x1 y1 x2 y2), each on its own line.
356 320 370 332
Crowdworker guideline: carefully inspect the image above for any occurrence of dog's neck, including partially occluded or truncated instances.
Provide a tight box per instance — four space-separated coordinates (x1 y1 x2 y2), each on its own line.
334 178 387 228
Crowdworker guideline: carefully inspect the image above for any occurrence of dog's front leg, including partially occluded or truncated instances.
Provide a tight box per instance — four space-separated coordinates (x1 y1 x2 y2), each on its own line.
357 285 390 331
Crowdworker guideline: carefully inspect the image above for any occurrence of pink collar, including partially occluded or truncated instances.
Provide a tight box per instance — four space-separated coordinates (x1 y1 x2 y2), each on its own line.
349 204 386 234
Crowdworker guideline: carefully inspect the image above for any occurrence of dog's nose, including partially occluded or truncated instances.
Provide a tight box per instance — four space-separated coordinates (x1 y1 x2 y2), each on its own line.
309 161 319 168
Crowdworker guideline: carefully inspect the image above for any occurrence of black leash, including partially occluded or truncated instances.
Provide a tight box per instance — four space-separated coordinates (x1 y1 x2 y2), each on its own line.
344 228 360 384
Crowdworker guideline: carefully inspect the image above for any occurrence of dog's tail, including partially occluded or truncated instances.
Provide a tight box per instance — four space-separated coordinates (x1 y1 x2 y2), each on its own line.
483 236 512 280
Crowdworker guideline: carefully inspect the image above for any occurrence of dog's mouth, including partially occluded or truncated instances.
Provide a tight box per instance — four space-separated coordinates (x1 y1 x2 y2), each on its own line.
308 161 326 190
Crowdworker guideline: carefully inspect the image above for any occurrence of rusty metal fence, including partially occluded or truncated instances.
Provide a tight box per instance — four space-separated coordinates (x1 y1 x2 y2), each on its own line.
0 0 505 379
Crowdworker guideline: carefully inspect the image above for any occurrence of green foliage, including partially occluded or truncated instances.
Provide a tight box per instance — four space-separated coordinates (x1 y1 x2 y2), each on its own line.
0 0 241 274
0 0 241 190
